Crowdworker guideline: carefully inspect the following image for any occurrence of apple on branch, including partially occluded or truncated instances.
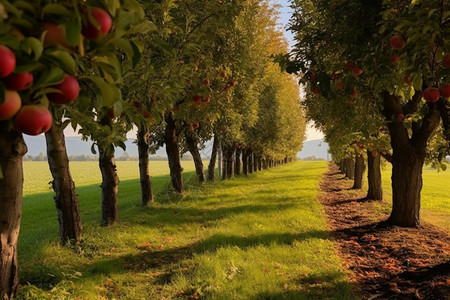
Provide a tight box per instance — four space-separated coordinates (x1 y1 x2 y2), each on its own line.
3 72 33 91
0 90 22 121
14 104 52 135
423 87 440 103
0 45 16 78
47 75 80 105
82 7 112 40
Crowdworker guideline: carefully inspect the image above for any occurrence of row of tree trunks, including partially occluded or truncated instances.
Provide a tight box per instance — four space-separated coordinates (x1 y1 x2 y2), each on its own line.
164 114 184 194
207 135 219 181
366 151 383 200
0 126 27 299
352 154 366 189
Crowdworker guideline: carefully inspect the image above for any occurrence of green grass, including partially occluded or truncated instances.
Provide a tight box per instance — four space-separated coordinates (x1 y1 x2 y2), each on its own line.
377 165 450 231
17 161 353 299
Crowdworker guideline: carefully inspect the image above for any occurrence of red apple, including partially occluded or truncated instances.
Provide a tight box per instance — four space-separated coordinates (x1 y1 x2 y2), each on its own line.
390 55 400 63
188 124 194 131
0 90 22 121
443 54 450 68
193 101 202 109
352 67 363 76
106 108 115 119
82 7 112 40
220 71 227 78
347 100 354 106
14 104 52 135
423 87 440 103
439 83 450 99
350 89 358 98
193 122 199 129
310 74 317 81
331 73 340 79
397 113 405 120
193 95 202 103
43 23 70 48
3 72 33 91
345 61 355 69
371 151 378 157
403 75 411 85
47 75 80 105
143 110 152 118
336 81 344 89
0 45 16 78
133 100 141 109
312 87 319 95
203 95 211 103
206 117 211 123
203 79 210 86
390 35 406 50
229 81 237 87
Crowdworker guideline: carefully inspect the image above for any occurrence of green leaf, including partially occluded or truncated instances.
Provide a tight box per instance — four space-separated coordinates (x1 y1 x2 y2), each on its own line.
90 143 97 155
110 38 141 67
440 163 447 171
14 1 37 16
41 3 71 17
24 37 43 60
65 20 81 47
47 50 77 74
33 67 65 88
122 0 145 18
412 74 423 91
85 76 121 107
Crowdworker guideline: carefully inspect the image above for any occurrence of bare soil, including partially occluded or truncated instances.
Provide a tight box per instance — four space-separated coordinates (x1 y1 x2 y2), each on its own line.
320 163 450 300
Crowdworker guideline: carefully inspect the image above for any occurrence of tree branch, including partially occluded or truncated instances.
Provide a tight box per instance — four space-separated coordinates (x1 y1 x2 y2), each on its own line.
403 89 423 115
411 102 441 151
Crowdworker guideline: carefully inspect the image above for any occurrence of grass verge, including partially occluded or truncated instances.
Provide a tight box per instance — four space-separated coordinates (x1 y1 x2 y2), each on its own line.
17 160 353 299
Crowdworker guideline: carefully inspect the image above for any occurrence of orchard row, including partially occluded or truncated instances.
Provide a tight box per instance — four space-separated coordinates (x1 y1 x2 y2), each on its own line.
0 1 305 298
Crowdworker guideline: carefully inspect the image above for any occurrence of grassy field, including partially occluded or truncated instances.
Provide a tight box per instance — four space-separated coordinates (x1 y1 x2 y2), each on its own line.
17 160 353 299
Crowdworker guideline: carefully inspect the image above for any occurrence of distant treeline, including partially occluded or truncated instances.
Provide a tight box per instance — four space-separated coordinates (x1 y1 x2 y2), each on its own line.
23 152 195 162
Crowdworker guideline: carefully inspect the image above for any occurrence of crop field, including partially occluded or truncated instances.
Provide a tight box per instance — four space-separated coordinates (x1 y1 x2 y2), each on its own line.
23 161 197 196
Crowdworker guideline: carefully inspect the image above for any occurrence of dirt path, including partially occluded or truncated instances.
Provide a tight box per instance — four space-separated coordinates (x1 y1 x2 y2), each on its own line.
320 163 450 300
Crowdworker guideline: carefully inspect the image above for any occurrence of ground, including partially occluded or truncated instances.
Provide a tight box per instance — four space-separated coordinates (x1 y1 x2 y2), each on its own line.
320 163 450 300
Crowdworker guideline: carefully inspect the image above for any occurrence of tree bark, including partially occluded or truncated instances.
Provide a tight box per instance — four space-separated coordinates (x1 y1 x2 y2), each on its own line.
253 155 258 172
207 135 219 182
185 131 205 183
137 128 154 206
352 154 365 189
383 91 441 227
0 125 27 299
225 146 234 179
164 114 183 193
99 145 119 227
258 157 262 171
45 123 82 244
344 158 355 179
234 148 241 176
366 150 383 200
248 152 254 173
242 149 248 175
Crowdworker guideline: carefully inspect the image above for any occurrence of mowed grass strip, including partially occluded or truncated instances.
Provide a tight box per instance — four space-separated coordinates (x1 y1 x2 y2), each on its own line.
18 161 353 299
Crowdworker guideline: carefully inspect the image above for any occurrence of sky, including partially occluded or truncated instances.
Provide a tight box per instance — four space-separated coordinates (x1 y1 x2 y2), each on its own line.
65 1 324 141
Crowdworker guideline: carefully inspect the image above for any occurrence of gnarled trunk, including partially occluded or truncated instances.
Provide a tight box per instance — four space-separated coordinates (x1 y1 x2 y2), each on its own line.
185 131 205 183
0 126 27 299
352 154 365 189
366 150 383 200
137 128 154 206
207 135 219 181
45 123 82 244
99 146 119 227
164 114 183 193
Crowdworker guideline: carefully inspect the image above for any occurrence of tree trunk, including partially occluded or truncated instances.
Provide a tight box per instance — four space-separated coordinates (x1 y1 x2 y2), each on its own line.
207 135 219 181
0 126 27 299
185 131 205 183
366 150 383 200
352 154 365 189
99 146 119 227
382 91 440 227
45 123 82 244
258 157 262 171
242 149 248 175
164 114 183 193
137 128 154 206
225 146 234 179
344 158 355 179
234 148 241 176
248 152 254 173
253 155 258 172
